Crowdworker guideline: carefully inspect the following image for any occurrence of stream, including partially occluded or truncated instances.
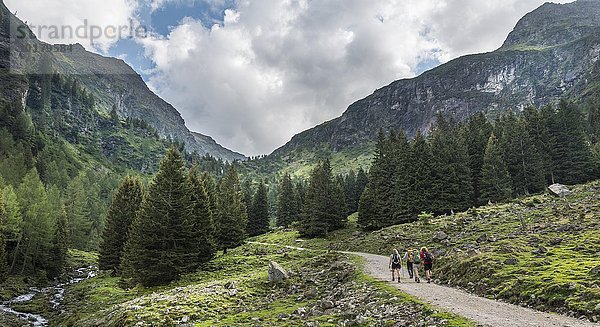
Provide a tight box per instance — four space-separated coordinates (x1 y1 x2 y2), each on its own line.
0 266 97 327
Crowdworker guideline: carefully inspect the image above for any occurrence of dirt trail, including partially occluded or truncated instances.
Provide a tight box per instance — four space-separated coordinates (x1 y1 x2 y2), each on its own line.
249 242 599 327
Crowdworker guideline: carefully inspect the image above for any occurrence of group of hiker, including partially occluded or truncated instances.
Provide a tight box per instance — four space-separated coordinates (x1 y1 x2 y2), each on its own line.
388 247 434 283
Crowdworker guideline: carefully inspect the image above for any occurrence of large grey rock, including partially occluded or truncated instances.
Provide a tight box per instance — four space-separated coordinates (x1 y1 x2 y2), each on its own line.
548 184 572 197
433 231 448 242
268 261 289 282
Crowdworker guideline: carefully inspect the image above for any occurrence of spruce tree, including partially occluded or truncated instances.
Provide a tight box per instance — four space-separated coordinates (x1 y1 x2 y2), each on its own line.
480 133 513 203
462 112 493 205
358 186 378 230
407 131 434 216
300 160 344 237
550 101 596 184
355 168 368 208
216 165 248 253
120 147 193 286
343 170 358 214
247 181 269 236
391 131 411 224
242 179 253 221
187 168 215 267
99 176 144 273
201 172 219 217
277 173 297 227
358 130 395 229
498 111 546 195
429 115 473 214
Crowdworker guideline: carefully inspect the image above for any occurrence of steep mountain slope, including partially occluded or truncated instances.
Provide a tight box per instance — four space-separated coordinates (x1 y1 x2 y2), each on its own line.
0 0 245 162
271 0 600 158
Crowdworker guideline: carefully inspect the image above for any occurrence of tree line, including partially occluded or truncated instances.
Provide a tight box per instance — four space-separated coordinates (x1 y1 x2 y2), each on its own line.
358 101 599 230
99 147 273 286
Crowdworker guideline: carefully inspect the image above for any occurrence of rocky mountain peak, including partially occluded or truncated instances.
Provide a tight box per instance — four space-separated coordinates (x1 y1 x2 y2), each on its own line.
501 0 600 50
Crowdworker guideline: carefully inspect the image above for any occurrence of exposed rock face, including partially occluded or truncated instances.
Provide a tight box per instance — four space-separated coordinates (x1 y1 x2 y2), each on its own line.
271 1 600 157
0 1 245 161
548 184 572 197
268 261 288 283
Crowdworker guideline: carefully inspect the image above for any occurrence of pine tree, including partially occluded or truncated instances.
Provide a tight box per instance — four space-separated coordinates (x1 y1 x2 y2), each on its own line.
216 165 247 253
358 185 378 230
523 106 555 185
429 115 473 214
480 133 513 203
391 131 411 224
355 168 368 209
120 147 193 286
277 173 297 227
201 172 219 217
358 130 395 229
462 112 493 205
498 111 546 195
242 179 253 222
99 176 144 273
300 160 344 237
343 170 358 214
406 131 434 216
550 100 596 184
0 191 9 282
187 168 215 267
247 181 269 236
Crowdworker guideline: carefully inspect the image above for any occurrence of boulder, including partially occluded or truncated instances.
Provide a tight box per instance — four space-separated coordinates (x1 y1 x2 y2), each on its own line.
321 300 335 310
268 261 289 282
433 231 448 242
548 183 572 197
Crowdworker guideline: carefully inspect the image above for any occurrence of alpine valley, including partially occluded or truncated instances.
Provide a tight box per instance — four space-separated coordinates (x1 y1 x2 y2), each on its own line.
0 1 599 327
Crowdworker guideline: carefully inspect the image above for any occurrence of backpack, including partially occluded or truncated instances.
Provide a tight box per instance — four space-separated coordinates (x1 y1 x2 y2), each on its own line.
424 251 434 262
392 254 400 264
412 251 421 264
407 252 413 263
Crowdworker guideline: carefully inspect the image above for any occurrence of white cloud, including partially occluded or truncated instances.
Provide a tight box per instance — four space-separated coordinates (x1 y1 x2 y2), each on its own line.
6 0 138 53
140 0 574 155
5 0 577 156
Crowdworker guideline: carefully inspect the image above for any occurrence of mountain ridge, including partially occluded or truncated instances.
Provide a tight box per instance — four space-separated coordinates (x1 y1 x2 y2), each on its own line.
0 1 246 162
270 0 600 159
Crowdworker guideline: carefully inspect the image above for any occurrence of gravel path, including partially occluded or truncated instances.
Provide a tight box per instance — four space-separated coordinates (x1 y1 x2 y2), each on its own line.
249 242 598 327
354 251 599 327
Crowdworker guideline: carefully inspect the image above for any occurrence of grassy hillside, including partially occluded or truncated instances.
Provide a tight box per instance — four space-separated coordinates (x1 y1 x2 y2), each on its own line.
51 243 471 326
254 181 600 321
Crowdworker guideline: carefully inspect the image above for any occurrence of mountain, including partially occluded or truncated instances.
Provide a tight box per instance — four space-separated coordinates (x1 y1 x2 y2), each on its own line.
0 0 246 162
271 0 600 160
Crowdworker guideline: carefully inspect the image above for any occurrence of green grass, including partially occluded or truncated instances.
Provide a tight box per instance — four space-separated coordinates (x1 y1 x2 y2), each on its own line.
254 181 600 319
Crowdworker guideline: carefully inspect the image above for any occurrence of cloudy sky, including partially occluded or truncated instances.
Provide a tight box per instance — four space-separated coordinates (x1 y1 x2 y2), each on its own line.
6 0 574 156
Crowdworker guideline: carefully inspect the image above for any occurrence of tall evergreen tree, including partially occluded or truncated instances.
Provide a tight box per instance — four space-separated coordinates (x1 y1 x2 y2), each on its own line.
216 165 247 253
499 111 546 195
358 130 395 229
247 181 269 236
406 131 434 216
355 168 368 207
64 174 92 249
187 168 216 267
120 147 193 286
343 170 358 214
550 100 596 184
429 115 473 214
523 106 555 185
480 133 513 203
201 172 219 217
462 112 493 205
242 179 253 222
99 176 144 273
300 160 344 237
277 173 297 227
391 131 412 224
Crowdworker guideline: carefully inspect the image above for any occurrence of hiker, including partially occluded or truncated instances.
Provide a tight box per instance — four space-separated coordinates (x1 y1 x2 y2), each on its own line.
403 248 414 279
420 247 434 283
388 249 402 282
412 248 421 283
